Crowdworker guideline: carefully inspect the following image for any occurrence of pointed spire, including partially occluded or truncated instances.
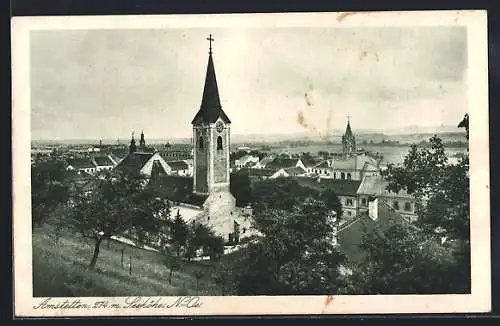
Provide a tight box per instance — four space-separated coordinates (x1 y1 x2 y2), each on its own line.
201 50 221 110
191 34 231 125
345 116 353 137
129 131 137 154
139 130 146 147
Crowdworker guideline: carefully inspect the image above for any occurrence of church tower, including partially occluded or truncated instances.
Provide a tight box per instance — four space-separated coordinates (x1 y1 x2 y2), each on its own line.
191 34 231 195
342 118 356 156
139 130 146 150
191 35 238 242
129 132 137 154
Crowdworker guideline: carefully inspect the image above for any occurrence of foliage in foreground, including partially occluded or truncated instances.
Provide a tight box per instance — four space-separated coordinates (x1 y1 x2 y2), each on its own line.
220 178 348 295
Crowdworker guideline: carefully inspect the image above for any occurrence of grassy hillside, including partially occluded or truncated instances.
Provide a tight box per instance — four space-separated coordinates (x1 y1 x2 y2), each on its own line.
32 225 225 297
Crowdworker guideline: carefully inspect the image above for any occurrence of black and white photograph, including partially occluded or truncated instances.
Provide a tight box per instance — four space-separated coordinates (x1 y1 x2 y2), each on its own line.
12 10 490 316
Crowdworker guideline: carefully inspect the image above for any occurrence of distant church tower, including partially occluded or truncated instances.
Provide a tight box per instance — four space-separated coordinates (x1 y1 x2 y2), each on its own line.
139 130 146 149
191 34 232 195
129 132 137 154
342 118 356 156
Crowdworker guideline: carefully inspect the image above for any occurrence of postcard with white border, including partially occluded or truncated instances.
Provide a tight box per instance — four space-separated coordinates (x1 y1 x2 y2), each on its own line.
12 10 491 317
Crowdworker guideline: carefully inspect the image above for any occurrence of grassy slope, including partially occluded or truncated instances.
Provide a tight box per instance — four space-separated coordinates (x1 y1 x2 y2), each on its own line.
32 225 223 297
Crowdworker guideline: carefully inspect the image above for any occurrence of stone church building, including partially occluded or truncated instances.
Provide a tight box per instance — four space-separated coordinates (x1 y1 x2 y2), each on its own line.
148 36 255 244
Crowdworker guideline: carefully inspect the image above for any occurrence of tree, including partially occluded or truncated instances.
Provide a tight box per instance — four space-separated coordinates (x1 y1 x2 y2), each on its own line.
353 215 469 294
230 171 252 207
193 270 205 295
31 157 70 227
164 253 182 285
382 134 469 241
63 169 169 269
372 115 471 293
187 223 225 259
211 261 236 295
320 188 343 219
233 198 347 295
251 177 320 215
169 210 189 257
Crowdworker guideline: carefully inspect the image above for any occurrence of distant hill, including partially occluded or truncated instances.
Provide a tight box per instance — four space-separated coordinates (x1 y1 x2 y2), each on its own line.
31 125 465 147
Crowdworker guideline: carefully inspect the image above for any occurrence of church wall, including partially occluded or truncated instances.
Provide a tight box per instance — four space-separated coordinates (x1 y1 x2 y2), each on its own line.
212 127 228 184
194 126 209 194
140 153 170 177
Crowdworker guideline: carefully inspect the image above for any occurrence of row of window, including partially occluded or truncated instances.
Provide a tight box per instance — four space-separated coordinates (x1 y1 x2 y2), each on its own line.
393 201 413 212
309 169 353 180
199 136 224 150
344 197 413 212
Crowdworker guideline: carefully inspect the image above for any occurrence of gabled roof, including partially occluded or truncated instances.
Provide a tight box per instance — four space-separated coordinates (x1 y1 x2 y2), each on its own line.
284 166 307 176
67 158 95 169
299 156 319 168
255 156 273 167
236 155 258 162
337 200 412 265
357 175 413 199
93 156 114 167
166 160 189 171
115 152 154 174
191 53 231 125
265 158 300 170
314 160 332 168
151 160 167 177
331 158 356 170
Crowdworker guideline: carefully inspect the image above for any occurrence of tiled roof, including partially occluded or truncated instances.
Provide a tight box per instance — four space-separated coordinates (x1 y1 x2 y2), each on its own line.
115 152 154 174
256 156 273 167
357 175 413 199
330 154 379 171
337 200 405 265
294 177 361 196
148 175 208 207
300 156 319 168
93 156 114 167
265 158 300 170
331 158 356 170
166 160 189 171
67 158 95 169
314 160 331 168
284 166 307 176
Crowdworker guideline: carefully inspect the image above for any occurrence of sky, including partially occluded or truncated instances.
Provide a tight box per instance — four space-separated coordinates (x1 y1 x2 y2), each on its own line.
30 26 468 141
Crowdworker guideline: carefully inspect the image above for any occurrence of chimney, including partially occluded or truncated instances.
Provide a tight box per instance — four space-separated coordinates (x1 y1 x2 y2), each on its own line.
368 196 378 221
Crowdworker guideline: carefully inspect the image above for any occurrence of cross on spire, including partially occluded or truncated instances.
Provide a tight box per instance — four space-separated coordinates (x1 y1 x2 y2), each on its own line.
207 34 214 54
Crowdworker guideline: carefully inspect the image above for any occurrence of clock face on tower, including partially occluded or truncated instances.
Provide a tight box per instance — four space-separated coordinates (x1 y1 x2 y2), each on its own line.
215 121 224 133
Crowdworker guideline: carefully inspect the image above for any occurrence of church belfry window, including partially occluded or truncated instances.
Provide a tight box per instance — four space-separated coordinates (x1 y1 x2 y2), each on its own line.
199 136 204 149
217 136 223 150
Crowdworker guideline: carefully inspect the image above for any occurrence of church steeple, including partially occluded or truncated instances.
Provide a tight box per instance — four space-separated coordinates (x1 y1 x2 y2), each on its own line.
129 132 137 154
139 130 146 148
191 34 231 125
345 118 353 138
342 117 356 156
